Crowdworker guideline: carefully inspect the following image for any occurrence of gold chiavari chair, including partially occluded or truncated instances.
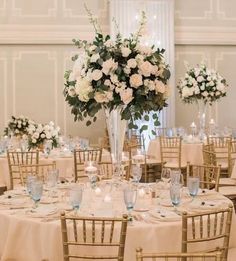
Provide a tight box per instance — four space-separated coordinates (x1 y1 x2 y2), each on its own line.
98 162 113 180
19 161 56 185
202 143 217 166
182 205 233 261
74 148 102 182
60 212 128 261
207 136 232 177
136 248 222 261
159 137 184 170
7 150 39 189
186 163 221 192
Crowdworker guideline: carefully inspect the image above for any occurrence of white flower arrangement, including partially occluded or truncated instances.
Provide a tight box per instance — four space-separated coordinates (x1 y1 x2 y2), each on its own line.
4 115 33 137
27 121 60 150
177 63 227 104
64 9 171 132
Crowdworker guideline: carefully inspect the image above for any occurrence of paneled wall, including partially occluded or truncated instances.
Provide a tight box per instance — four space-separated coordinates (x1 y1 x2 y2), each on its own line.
175 0 236 129
1 0 236 143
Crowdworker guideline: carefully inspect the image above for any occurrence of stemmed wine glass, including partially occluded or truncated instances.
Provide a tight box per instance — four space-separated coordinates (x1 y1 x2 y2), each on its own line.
170 183 181 212
170 170 184 187
69 185 83 214
187 177 200 201
123 185 137 221
161 168 171 188
30 180 43 208
26 175 37 195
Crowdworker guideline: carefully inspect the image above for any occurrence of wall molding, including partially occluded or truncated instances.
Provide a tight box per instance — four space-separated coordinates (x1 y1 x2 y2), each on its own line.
175 26 236 45
0 25 235 45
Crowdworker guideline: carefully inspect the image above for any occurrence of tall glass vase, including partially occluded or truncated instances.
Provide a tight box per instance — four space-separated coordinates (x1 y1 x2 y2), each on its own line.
197 100 207 141
105 107 127 181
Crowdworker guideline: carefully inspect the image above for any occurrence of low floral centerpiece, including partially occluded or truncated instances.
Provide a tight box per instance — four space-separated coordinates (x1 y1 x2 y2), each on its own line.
177 63 227 104
27 121 60 150
63 8 171 178
177 63 228 139
4 115 33 137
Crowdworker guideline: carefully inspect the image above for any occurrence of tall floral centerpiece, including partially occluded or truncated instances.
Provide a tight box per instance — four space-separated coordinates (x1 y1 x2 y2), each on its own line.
4 115 32 137
64 9 171 178
177 63 227 139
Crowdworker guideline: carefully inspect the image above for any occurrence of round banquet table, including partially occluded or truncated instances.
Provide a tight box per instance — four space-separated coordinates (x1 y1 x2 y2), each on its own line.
0 149 112 189
0 181 235 261
147 138 204 165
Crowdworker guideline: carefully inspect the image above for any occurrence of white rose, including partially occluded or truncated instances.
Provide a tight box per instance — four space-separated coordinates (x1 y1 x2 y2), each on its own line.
33 132 39 139
124 67 131 74
32 138 37 144
200 84 205 91
194 69 200 77
46 133 52 139
94 91 113 103
121 47 131 57
202 91 208 97
110 74 119 84
216 83 225 92
15 129 19 134
89 45 96 52
135 54 144 62
68 86 76 97
137 45 152 55
41 133 46 139
182 87 191 98
194 86 200 94
139 61 153 77
90 53 100 63
129 74 143 88
151 65 159 75
69 72 76 82
102 58 118 75
91 69 103 81
104 79 111 86
104 39 114 48
155 80 166 94
75 78 93 102
120 88 133 104
197 76 204 82
209 81 215 87
216 91 221 96
127 59 137 68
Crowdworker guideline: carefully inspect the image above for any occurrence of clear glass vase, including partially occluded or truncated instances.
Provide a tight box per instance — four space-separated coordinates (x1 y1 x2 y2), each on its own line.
104 107 127 181
197 100 207 141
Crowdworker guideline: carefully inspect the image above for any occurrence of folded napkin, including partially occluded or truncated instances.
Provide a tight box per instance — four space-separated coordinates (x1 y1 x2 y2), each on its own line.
27 205 58 218
4 187 27 197
149 209 181 222
0 197 28 205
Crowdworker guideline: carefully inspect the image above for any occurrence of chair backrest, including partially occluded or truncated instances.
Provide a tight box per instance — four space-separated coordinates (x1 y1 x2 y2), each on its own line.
74 149 102 181
182 205 233 261
7 150 39 189
99 162 113 180
186 163 221 191
136 248 222 261
60 213 128 261
159 137 182 168
19 161 56 185
202 144 217 166
207 137 232 176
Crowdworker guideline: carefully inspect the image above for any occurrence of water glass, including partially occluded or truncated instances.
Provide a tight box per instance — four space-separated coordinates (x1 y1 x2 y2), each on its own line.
26 175 37 194
43 140 52 157
84 161 98 188
46 169 59 188
132 165 142 183
30 180 43 207
161 168 171 185
170 170 184 187
123 186 137 218
69 185 83 212
170 183 181 210
187 177 200 201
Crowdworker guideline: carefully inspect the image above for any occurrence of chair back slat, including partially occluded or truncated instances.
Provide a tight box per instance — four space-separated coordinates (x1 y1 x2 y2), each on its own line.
136 248 222 261
7 150 39 189
182 205 233 261
60 213 128 261
74 149 102 181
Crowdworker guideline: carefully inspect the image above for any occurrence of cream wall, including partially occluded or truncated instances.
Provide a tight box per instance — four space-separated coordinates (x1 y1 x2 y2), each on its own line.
0 0 236 143
175 0 236 130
